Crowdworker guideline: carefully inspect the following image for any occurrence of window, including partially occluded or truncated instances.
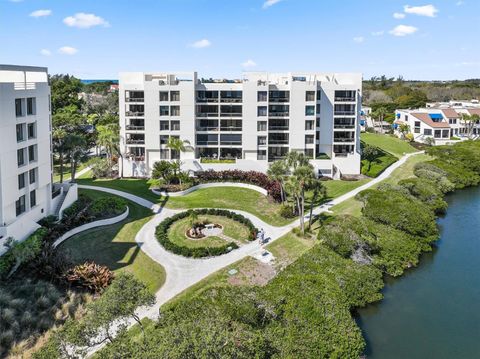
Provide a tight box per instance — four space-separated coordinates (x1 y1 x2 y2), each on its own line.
305 135 314 144
414 121 421 134
424 129 432 136
257 91 267 102
257 136 267 145
30 190 36 208
257 106 267 117
28 145 36 162
414 121 421 127
170 91 180 101
160 91 169 101
160 121 169 131
171 106 180 116
171 121 180 131
29 168 36 184
305 106 315 116
27 98 36 115
160 106 169 116
305 120 314 130
16 195 26 216
16 124 24 142
306 91 315 102
17 148 25 166
28 123 36 139
257 121 267 131
18 173 26 189
316 91 322 101
257 150 267 160
160 135 169 145
434 130 441 138
15 98 24 117
442 129 450 138
160 149 169 159
305 148 314 158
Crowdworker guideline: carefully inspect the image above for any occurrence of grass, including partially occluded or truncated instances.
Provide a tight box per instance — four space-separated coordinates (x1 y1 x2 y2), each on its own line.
168 215 251 248
266 231 316 267
331 153 432 217
58 189 166 293
53 161 88 183
165 187 290 226
361 133 417 158
76 173 161 203
361 151 397 178
321 178 371 199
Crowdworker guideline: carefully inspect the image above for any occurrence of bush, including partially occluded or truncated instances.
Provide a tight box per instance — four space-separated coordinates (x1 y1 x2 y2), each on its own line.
399 177 448 214
87 157 113 178
89 197 126 218
64 261 115 293
195 170 282 202
278 204 297 219
155 209 258 258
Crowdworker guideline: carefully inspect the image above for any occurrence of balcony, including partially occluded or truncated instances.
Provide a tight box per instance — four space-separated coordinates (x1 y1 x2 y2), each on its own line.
333 137 355 143
220 126 242 131
269 112 289 117
197 112 219 117
126 125 145 131
126 111 145 117
334 97 356 102
334 124 355 129
197 98 219 103
220 98 242 103
220 141 242 146
219 112 242 117
196 141 219 146
196 126 219 131
269 98 289 103
334 111 356 116
268 125 289 131
125 98 144 103
126 139 145 145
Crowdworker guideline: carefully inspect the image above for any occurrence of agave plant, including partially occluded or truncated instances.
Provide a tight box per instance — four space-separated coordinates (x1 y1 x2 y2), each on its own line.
65 262 115 294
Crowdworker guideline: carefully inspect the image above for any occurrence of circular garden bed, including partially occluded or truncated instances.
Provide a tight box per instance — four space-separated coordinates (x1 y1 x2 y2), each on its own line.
155 209 258 258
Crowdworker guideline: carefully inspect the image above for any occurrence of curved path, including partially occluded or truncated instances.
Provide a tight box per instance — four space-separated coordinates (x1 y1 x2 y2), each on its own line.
82 151 423 355
152 182 268 197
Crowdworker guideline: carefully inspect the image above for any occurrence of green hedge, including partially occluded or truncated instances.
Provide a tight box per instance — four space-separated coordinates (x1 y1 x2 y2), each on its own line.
155 209 258 258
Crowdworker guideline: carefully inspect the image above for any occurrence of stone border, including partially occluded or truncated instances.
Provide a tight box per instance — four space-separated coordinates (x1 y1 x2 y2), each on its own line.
53 206 129 248
151 182 268 197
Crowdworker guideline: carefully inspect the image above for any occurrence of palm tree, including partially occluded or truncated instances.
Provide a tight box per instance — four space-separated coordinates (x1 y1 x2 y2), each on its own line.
166 137 192 184
398 123 410 139
285 151 309 171
267 160 288 203
307 180 326 230
188 210 198 229
371 107 388 134
461 113 480 139
287 164 315 235
97 124 120 168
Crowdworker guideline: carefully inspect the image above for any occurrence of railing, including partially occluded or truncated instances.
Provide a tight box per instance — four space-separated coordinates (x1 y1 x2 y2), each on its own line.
334 124 356 129
334 97 356 102
196 141 219 146
269 112 290 117
220 98 242 103
196 126 219 131
269 98 289 103
125 111 145 117
197 98 219 103
333 138 355 143
196 113 219 117
126 125 145 130
219 113 242 117
126 139 145 144
268 156 287 161
220 127 242 131
268 140 289 145
220 141 242 146
334 111 356 116
125 98 144 102
268 126 289 131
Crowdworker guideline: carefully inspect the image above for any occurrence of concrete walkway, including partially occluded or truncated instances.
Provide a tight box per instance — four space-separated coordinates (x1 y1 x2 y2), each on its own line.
82 151 423 355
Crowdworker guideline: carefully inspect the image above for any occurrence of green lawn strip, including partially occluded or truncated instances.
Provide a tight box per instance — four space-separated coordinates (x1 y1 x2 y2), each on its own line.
319 178 371 200
361 152 397 178
332 153 432 217
76 174 161 203
266 231 316 267
53 162 88 183
361 133 417 158
57 189 166 293
165 187 289 226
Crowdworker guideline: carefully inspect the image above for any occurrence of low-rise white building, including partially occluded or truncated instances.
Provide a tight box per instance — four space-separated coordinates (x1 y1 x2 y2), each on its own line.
119 71 362 178
0 65 76 254
394 107 480 145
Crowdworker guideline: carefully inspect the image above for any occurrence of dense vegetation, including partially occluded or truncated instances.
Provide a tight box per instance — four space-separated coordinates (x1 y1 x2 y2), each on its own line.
360 142 397 177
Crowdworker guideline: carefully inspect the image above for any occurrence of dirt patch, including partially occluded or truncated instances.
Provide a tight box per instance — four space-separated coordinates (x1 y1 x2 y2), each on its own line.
227 258 276 287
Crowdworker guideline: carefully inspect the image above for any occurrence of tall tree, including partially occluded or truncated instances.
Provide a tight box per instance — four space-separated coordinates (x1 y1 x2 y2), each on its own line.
461 113 480 139
97 124 120 168
286 164 315 235
362 144 380 172
307 180 326 230
267 160 288 203
166 137 191 184
52 128 68 183
49 74 84 114
65 134 89 181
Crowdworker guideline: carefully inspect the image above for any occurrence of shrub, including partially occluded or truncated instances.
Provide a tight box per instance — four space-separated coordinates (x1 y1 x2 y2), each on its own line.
87 157 113 178
89 197 126 218
64 261 115 293
195 170 282 202
399 177 448 214
278 204 297 219
155 209 258 258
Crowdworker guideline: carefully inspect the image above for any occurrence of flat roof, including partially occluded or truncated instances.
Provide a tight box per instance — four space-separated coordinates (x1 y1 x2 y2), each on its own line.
0 64 48 73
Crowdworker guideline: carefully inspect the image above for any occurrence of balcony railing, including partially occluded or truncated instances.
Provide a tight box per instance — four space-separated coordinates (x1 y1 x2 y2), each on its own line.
126 111 145 117
268 126 289 131
219 113 242 117
220 141 242 146
334 97 356 102
196 126 219 131
196 141 219 146
334 111 356 116
268 140 289 145
269 98 289 103
197 98 219 103
126 98 144 102
220 126 242 131
220 98 242 103
197 112 219 117
333 138 355 143
334 124 355 129
126 125 145 131
126 139 145 145
269 112 290 117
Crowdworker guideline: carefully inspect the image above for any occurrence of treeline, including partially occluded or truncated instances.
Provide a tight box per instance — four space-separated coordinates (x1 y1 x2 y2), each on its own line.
34 141 480 358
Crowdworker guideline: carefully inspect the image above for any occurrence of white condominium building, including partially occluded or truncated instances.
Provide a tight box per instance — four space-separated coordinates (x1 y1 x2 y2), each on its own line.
0 65 58 253
119 72 362 178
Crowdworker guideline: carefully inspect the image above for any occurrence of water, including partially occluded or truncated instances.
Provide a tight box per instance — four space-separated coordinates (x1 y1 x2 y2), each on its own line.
357 186 480 359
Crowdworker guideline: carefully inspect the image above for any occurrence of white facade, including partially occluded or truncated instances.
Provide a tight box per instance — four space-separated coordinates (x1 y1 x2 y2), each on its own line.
0 65 56 253
119 72 362 178
394 107 480 145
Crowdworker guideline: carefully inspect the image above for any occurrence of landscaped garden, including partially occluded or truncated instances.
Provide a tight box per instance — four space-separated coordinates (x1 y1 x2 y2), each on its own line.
361 132 417 158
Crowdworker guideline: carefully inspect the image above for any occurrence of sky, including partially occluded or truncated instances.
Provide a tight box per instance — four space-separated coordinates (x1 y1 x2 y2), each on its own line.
0 0 479 80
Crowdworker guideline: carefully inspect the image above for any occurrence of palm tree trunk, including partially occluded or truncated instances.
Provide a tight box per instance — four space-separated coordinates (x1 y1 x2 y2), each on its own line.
297 196 304 234
59 152 64 183
308 191 317 229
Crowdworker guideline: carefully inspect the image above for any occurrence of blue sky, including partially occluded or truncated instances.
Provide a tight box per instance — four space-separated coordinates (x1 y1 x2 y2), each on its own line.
1 0 478 80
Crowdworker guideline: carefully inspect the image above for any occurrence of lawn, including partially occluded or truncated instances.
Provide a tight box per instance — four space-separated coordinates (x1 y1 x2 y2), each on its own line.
165 187 290 226
266 231 316 268
53 161 88 183
168 215 251 248
57 189 166 293
76 173 161 203
361 133 417 158
320 178 371 200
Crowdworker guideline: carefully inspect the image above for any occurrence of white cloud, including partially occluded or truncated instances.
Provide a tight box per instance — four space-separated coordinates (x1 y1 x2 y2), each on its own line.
29 9 52 18
190 39 211 48
63 13 110 29
58 46 78 55
353 36 365 43
263 0 282 9
393 12 406 19
456 0 464 5
371 31 385 36
40 49 51 56
242 59 257 68
404 4 439 17
389 25 419 36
